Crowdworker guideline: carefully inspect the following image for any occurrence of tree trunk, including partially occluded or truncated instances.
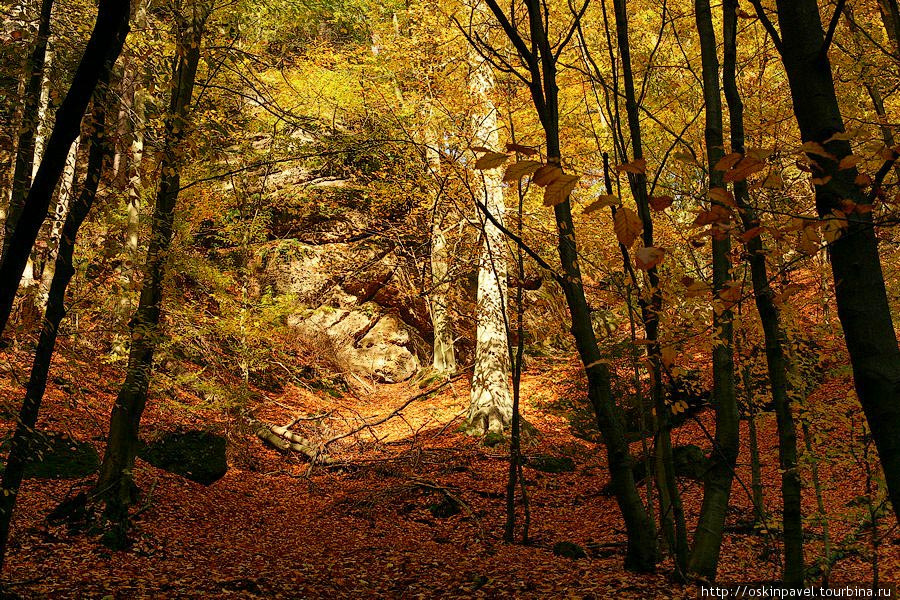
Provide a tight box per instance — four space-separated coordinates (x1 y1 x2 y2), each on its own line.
690 0 740 581
467 16 511 435
36 136 79 311
2 0 53 260
611 0 687 575
722 0 803 585
425 123 456 375
878 0 900 55
0 70 115 574
113 0 150 358
95 11 204 529
480 0 659 571
774 0 900 530
0 0 132 339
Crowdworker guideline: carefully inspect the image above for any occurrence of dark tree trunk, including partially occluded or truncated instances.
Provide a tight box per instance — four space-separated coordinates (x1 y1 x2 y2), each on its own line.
690 0 740 581
774 0 900 530
0 64 118 573
2 0 53 260
722 0 803 585
611 0 687 576
878 0 900 55
0 0 131 339
480 0 659 572
94 12 205 531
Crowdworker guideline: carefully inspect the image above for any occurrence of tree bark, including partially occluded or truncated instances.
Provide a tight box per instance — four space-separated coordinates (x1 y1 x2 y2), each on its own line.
2 0 53 260
611 0 687 575
478 0 659 571
774 0 900 530
36 136 79 311
425 122 456 375
722 0 803 585
0 0 132 339
467 11 511 434
0 70 116 574
877 0 900 55
690 0 740 581
94 10 205 528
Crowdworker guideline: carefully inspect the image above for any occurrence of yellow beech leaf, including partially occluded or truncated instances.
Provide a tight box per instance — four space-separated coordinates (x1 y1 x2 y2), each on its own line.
505 142 539 156
724 157 766 182
583 195 620 214
798 223 821 255
614 207 643 248
617 158 647 174
719 281 742 304
532 165 563 186
762 172 784 189
714 152 743 171
822 209 848 244
838 154 862 170
739 226 764 244
800 141 835 160
502 160 542 182
649 195 674 211
709 187 735 206
474 151 509 170
543 173 580 206
660 345 676 368
673 151 698 165
693 205 731 227
635 246 666 270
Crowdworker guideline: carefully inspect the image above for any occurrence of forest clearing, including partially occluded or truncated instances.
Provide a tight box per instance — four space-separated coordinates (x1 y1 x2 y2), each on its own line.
0 0 900 597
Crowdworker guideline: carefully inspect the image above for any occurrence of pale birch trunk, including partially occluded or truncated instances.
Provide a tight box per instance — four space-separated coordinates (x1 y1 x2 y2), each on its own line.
425 126 457 374
22 44 54 291
466 36 511 435
112 0 149 357
37 135 78 309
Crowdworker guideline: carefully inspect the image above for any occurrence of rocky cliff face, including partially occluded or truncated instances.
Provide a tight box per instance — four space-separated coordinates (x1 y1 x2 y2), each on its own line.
251 183 430 384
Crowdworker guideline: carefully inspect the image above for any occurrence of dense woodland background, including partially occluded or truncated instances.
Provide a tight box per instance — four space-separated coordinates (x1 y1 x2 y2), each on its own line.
0 0 899 596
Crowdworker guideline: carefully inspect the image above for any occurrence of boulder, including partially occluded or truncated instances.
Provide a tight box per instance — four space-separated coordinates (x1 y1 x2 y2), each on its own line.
140 430 228 485
292 305 421 383
2 431 99 479
553 541 587 559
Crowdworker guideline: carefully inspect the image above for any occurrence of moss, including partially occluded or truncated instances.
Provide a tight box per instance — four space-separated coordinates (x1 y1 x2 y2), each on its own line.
1 431 99 480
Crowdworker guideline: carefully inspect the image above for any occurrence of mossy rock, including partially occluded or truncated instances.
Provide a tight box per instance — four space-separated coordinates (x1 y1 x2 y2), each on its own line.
428 494 461 518
482 432 506 447
1 431 99 479
631 444 709 482
527 455 576 473
140 430 227 485
552 541 586 559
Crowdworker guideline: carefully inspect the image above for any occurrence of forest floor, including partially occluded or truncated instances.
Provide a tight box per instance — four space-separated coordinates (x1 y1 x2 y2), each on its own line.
0 341 898 598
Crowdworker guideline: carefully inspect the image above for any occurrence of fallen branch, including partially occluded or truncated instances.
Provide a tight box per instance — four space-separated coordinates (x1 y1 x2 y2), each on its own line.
322 372 468 450
248 417 330 463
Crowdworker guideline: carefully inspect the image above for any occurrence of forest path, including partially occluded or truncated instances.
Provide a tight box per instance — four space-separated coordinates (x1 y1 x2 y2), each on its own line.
0 347 896 597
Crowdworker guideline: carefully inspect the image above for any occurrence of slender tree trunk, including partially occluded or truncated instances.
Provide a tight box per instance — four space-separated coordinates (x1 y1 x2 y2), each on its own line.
467 14 511 434
112 1 151 358
425 125 456 375
722 0 803 584
774 0 900 529
690 0 740 581
878 0 900 55
0 0 132 339
2 0 53 260
479 0 659 571
747 410 765 521
36 136 79 311
95 11 204 531
611 0 687 575
0 68 116 574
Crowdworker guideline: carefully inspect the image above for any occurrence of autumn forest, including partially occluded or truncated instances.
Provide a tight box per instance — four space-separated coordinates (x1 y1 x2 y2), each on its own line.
0 0 899 597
